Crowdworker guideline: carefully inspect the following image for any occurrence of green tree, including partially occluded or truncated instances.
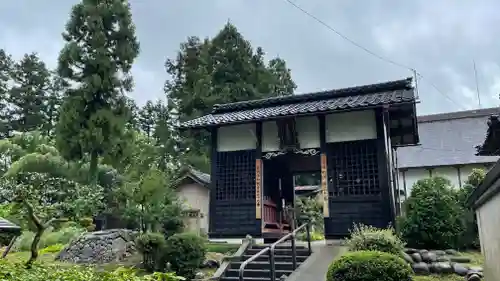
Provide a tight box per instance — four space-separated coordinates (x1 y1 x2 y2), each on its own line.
0 49 13 138
42 74 66 136
0 132 103 266
7 53 50 133
56 0 140 184
138 101 156 139
165 23 296 171
457 168 485 249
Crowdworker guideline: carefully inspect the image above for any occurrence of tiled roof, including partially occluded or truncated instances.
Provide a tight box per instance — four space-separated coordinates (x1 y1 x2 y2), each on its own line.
397 108 499 169
190 168 211 185
0 217 21 233
476 114 500 156
181 78 415 128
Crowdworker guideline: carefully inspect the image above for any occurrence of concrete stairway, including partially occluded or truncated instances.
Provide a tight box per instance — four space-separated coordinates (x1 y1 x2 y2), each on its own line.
220 244 312 281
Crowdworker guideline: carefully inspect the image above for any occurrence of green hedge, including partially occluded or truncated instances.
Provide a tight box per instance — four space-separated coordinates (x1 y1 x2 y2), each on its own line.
327 251 412 281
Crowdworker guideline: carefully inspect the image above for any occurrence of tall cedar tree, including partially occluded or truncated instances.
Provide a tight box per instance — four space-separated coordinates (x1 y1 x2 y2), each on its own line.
138 100 156 139
43 74 67 136
0 49 13 138
8 53 51 133
165 23 296 171
56 0 140 184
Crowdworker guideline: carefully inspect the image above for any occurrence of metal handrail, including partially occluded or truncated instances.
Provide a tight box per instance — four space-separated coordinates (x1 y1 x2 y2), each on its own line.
238 222 311 281
238 246 271 281
269 222 311 281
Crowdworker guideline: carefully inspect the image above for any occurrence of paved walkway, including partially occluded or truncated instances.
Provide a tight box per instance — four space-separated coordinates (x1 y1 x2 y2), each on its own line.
287 241 346 281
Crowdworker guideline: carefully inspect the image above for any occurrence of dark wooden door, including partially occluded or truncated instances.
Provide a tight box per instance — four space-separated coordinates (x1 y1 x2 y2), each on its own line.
324 139 389 239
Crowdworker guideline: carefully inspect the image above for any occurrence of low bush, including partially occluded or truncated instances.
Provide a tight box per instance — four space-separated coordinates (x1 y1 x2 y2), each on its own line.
399 177 465 250
326 250 412 281
136 232 167 272
14 226 84 252
164 232 206 280
0 259 184 281
345 224 405 255
296 230 324 241
39 243 65 255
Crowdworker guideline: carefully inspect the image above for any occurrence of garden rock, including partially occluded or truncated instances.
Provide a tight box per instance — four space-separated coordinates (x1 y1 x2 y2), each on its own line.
431 250 446 256
202 259 220 268
445 249 458 255
422 251 437 262
469 266 483 272
402 252 413 264
450 256 471 263
433 262 453 274
56 229 138 264
404 248 418 254
452 263 469 276
437 255 450 262
467 273 482 281
412 262 430 275
195 272 205 279
411 252 423 263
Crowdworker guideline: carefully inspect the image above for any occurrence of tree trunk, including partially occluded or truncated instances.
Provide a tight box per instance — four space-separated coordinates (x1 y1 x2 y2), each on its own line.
26 227 44 268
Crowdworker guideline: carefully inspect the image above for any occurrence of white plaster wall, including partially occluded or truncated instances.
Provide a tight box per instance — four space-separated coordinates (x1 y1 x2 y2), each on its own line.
296 116 320 149
217 124 256 152
262 121 280 152
476 191 500 281
176 183 210 234
325 110 377 143
399 164 492 201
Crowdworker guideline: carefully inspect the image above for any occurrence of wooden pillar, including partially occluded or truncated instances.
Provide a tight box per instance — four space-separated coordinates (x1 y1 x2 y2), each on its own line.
376 108 395 226
209 127 218 234
255 122 263 220
318 115 329 217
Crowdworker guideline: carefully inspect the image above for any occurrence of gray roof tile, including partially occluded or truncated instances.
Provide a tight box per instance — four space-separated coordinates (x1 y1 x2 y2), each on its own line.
181 78 416 128
397 108 499 168
0 217 21 232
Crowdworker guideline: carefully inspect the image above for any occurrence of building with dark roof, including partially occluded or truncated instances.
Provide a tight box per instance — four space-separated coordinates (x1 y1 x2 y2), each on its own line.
182 77 419 240
396 107 499 200
466 112 500 281
172 167 211 235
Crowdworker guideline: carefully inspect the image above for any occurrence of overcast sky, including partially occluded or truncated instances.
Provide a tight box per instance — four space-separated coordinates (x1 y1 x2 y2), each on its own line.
1 0 499 115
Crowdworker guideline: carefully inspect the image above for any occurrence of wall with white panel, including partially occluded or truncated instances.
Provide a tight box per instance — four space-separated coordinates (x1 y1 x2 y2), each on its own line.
398 164 492 201
262 121 280 152
296 116 320 149
217 124 256 152
325 110 377 143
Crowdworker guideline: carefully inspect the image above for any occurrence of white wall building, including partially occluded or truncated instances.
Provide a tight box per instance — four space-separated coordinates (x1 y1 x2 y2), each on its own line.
396 108 499 201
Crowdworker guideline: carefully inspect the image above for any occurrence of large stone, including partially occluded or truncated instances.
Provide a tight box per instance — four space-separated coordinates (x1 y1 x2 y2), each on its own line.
450 256 471 263
411 252 423 263
402 252 414 264
430 250 446 256
445 249 458 255
412 262 430 275
433 262 453 274
421 251 437 262
452 263 469 276
56 229 139 264
437 255 450 262
404 248 418 254
467 273 482 281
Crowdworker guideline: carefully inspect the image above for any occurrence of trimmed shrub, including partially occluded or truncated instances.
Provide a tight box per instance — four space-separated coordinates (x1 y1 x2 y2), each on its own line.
164 232 206 279
14 226 84 252
345 224 405 255
400 176 465 249
136 232 167 272
326 251 412 281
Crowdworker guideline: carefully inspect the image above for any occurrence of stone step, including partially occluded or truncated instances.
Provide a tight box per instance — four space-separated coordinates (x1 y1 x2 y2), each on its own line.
230 261 301 271
225 269 293 278
241 254 309 263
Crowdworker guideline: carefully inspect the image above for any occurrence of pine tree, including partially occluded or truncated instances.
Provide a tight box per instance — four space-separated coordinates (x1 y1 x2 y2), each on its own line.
0 49 13 138
42 74 66 136
56 0 140 184
138 100 156 139
165 23 297 171
8 53 51 133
